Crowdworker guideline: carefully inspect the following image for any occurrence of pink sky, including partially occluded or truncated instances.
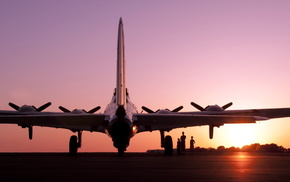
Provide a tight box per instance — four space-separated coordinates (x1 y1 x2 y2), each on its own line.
1 0 290 152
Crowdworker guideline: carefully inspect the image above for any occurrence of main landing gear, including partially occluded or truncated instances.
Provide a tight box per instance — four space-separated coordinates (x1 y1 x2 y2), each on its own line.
160 130 173 156
69 131 82 155
164 135 173 155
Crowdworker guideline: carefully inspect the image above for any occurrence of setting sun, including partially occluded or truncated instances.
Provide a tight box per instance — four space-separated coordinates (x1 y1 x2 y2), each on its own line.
1 1 290 153
226 124 257 148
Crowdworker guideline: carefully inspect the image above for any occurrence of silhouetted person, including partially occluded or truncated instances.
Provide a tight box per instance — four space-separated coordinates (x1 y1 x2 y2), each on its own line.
190 136 195 151
177 138 181 155
180 132 186 152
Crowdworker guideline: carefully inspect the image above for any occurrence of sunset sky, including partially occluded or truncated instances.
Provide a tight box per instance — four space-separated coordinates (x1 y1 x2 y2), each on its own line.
1 0 290 152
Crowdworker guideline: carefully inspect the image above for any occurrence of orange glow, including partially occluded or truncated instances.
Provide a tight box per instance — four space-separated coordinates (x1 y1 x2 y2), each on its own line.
1 1 290 153
225 124 257 148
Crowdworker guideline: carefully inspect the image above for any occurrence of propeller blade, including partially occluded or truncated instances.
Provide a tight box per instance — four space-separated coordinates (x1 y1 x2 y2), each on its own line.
190 102 205 111
222 102 233 110
171 106 183 112
59 106 71 113
142 106 155 113
36 102 52 112
9 102 20 111
87 106 101 114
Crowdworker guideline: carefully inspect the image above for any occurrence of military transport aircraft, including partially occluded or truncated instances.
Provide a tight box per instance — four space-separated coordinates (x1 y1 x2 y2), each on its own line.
1 18 290 156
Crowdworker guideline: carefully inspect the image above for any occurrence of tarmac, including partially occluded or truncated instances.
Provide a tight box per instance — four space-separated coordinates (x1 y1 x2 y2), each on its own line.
1 152 290 182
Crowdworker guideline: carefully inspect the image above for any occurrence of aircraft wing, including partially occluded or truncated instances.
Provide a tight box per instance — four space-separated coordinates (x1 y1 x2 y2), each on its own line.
133 107 290 132
180 108 290 118
0 112 109 132
213 108 290 119
133 113 267 132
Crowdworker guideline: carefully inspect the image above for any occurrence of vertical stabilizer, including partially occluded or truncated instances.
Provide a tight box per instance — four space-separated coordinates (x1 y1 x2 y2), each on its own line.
116 18 126 107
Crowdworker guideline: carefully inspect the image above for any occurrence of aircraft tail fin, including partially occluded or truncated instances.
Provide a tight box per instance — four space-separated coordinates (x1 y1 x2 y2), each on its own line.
116 17 126 107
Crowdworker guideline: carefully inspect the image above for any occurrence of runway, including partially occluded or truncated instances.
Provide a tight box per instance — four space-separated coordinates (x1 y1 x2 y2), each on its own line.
1 152 290 182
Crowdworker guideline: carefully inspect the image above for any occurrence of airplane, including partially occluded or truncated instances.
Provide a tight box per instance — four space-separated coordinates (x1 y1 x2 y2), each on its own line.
1 18 290 156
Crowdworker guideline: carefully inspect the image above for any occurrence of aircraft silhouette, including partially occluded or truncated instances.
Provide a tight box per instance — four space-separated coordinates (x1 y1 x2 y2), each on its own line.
1 18 290 156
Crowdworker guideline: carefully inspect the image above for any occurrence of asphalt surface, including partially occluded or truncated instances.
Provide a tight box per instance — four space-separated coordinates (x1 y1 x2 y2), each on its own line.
0 152 290 182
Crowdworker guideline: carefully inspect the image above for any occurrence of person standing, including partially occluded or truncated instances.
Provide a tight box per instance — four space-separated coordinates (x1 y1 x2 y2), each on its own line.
190 136 195 151
180 132 186 152
177 138 181 155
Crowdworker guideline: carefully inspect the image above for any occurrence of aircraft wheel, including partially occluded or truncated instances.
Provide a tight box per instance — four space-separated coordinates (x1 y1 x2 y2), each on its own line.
118 148 125 156
164 135 173 156
69 135 78 155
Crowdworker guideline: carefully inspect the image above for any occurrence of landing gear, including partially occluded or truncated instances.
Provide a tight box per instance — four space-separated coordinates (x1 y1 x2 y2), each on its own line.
69 131 82 155
159 130 165 148
69 135 78 155
28 126 33 140
19 125 33 140
164 135 173 156
159 130 173 155
118 148 125 156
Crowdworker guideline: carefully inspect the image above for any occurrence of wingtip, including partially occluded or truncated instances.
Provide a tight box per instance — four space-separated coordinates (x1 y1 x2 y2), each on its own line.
119 17 123 23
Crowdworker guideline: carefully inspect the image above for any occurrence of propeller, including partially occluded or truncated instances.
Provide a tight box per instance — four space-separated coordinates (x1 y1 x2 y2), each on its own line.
8 102 20 111
221 102 233 110
8 102 51 140
58 106 101 114
171 106 184 112
142 106 183 113
190 102 233 111
59 106 71 113
8 102 51 112
36 102 52 112
141 106 155 113
87 106 101 114
190 102 205 111
190 101 233 140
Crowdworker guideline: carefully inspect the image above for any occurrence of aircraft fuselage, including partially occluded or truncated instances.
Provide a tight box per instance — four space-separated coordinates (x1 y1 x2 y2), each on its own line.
104 91 138 153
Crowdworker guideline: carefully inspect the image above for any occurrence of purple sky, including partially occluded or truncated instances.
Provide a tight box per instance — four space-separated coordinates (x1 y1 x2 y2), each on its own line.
1 0 290 152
